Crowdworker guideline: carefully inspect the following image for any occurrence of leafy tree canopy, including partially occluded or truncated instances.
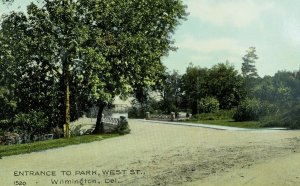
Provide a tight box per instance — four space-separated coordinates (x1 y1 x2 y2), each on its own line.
0 0 187 133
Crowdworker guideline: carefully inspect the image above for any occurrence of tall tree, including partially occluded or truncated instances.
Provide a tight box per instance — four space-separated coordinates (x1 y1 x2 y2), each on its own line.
74 0 188 133
207 63 245 109
181 63 245 114
181 64 209 115
0 0 187 134
241 47 259 78
159 71 182 114
0 11 62 130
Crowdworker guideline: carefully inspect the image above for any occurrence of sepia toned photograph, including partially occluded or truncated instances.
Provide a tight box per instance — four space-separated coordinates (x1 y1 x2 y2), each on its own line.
1 0 300 185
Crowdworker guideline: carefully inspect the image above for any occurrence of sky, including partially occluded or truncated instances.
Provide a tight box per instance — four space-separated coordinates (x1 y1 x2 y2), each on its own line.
1 0 300 76
163 0 300 76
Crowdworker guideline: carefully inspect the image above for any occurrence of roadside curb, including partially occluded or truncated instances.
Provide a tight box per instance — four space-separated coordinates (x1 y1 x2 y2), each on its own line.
136 119 288 131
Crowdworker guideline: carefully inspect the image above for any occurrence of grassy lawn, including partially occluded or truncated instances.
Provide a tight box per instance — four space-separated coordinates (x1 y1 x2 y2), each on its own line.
0 134 119 158
186 119 261 129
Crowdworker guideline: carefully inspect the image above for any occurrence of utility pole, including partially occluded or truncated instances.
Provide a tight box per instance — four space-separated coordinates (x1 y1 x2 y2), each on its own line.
61 0 75 138
62 48 71 138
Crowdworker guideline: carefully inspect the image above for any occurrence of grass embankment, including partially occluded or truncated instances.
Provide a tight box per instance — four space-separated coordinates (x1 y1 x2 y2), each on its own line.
185 110 260 129
0 134 119 158
186 119 260 128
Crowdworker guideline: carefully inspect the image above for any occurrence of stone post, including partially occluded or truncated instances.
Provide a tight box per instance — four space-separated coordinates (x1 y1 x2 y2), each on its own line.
171 112 175 121
146 112 150 120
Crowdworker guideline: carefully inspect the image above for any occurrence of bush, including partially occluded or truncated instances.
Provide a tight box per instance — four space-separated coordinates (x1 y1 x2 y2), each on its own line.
13 111 49 136
0 119 14 131
116 116 131 135
128 107 145 118
260 102 300 129
0 132 20 145
233 98 278 121
51 126 63 139
198 97 219 113
70 124 83 137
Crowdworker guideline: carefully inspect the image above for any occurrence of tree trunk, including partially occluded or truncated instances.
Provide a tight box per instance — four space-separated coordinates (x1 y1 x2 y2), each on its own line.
191 101 198 115
93 101 106 134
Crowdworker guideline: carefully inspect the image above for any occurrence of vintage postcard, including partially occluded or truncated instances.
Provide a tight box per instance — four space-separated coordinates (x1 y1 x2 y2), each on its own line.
1 0 300 186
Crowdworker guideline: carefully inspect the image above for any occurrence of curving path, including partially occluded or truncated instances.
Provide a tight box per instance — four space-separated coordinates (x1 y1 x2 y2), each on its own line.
1 119 300 186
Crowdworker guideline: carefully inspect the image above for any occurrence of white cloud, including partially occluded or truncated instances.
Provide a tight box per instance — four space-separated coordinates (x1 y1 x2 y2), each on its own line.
175 35 246 68
190 55 239 64
178 35 244 54
190 55 212 62
283 19 300 46
188 0 274 28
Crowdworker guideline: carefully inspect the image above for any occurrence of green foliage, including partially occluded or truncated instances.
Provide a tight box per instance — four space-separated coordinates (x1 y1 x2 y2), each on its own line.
241 47 259 97
0 87 16 119
181 64 209 115
0 0 187 134
158 71 182 113
181 63 245 114
198 97 219 113
242 47 259 78
0 119 13 131
207 63 245 109
128 107 142 119
51 126 63 139
0 10 64 129
13 111 49 135
70 125 82 137
252 71 298 106
234 98 260 121
116 117 130 135
249 70 300 128
0 134 119 157
128 98 162 118
260 102 300 129
233 98 278 121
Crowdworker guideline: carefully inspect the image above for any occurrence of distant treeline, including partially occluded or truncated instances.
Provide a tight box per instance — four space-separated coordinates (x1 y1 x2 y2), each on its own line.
130 47 300 129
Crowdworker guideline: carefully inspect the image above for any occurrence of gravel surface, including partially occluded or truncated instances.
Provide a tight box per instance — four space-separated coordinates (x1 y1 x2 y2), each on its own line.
1 119 300 186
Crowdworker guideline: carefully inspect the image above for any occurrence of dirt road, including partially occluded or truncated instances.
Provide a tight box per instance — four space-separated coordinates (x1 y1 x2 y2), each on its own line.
1 120 300 186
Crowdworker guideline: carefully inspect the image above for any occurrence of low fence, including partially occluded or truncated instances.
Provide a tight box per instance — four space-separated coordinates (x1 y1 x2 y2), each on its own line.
71 115 128 134
146 112 192 122
102 116 120 133
146 113 172 121
1 115 129 145
102 115 129 133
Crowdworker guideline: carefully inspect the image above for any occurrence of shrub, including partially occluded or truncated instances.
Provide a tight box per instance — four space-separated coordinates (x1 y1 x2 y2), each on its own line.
128 107 144 118
260 102 300 129
233 98 278 121
0 119 14 131
0 132 20 145
13 111 49 136
51 126 63 139
116 116 131 135
198 97 219 113
70 124 82 137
